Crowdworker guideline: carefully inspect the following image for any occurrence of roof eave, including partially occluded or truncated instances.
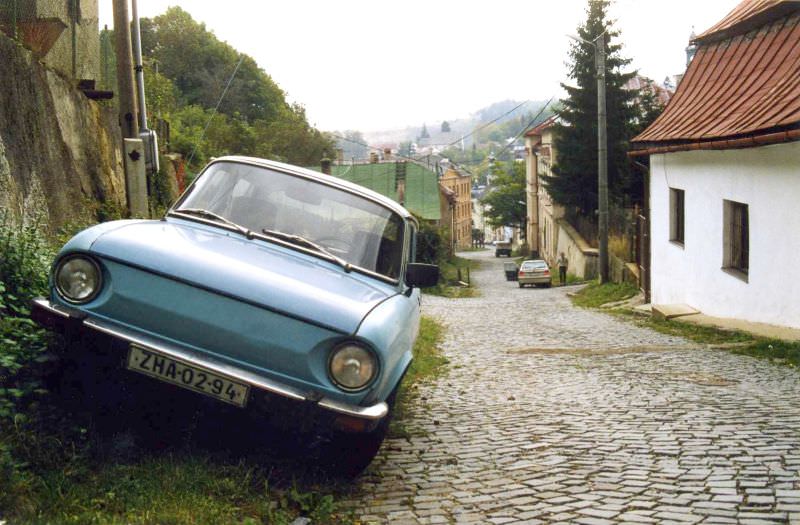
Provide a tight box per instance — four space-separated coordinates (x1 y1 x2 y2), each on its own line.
694 0 800 44
629 128 800 157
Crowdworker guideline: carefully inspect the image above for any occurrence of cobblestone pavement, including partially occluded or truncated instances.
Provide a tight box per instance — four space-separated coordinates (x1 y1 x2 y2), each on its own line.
347 250 800 524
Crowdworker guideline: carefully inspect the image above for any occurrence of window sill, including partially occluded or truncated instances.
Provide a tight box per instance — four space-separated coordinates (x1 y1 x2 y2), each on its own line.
721 267 748 283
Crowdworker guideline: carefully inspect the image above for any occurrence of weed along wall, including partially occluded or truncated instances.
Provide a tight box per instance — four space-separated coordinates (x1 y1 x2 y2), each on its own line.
0 32 126 231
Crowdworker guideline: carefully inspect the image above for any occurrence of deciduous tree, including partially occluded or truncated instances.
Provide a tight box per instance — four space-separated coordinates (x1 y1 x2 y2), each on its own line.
480 161 526 236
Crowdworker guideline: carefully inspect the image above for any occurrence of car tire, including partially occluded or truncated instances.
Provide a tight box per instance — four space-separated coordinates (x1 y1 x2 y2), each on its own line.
320 390 398 478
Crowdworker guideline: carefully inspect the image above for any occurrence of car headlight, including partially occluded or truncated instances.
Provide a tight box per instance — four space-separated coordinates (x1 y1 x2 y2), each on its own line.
54 255 102 304
329 343 377 391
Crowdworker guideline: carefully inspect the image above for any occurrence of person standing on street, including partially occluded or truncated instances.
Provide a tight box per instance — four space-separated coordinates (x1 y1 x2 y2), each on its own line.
557 252 568 286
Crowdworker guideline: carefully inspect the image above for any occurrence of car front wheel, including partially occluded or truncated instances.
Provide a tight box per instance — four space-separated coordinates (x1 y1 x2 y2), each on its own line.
320 390 398 478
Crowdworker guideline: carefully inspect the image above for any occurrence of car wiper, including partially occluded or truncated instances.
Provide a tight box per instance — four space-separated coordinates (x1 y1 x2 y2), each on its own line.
171 208 254 238
262 229 352 272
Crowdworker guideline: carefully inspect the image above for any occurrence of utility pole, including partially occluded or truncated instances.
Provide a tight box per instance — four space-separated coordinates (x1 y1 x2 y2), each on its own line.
568 31 609 283
596 33 609 283
113 0 148 217
113 0 138 139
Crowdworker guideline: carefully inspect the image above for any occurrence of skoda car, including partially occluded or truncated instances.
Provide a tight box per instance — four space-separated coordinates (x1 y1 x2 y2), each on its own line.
32 156 439 476
517 259 552 288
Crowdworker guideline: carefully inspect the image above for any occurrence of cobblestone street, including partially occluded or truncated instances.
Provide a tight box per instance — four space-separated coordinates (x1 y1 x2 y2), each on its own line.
349 250 800 524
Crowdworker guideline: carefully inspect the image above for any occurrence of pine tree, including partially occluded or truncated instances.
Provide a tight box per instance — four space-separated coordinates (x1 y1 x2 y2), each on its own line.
541 0 638 216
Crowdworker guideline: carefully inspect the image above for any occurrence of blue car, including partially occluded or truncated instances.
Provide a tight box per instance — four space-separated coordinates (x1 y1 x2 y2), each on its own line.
32 156 438 475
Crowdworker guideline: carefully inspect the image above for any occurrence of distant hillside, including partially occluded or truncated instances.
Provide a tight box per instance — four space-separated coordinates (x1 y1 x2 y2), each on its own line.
356 99 551 153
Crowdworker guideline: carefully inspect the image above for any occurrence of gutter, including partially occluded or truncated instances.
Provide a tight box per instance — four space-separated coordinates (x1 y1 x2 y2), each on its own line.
629 128 800 157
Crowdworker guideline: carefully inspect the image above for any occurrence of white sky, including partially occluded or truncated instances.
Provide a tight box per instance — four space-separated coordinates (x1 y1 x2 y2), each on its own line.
101 0 742 132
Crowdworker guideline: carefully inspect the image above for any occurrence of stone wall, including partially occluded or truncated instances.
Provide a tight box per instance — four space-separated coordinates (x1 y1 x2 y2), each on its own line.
554 218 598 280
0 32 125 231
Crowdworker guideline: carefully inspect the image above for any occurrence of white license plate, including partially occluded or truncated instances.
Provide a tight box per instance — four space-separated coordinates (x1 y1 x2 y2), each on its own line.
127 344 250 408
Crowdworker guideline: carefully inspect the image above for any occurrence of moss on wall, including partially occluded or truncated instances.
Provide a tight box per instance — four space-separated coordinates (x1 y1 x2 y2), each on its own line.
0 32 125 232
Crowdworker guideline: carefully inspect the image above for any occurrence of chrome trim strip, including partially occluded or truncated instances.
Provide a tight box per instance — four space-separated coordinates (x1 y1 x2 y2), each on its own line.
319 398 388 419
33 298 72 318
32 298 387 420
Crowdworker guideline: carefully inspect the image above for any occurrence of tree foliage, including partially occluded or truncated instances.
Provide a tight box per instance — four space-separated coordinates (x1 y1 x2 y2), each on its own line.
337 130 369 160
542 0 639 215
480 161 526 234
137 7 334 171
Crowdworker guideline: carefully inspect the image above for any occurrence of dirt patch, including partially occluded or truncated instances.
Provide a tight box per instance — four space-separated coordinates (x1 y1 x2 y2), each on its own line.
510 344 703 357
670 372 738 386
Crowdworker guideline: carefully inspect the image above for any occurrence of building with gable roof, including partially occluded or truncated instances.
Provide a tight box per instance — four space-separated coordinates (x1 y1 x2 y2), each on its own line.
631 0 800 328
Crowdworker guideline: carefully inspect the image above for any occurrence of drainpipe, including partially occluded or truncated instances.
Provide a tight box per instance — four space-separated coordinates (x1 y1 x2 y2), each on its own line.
131 0 159 177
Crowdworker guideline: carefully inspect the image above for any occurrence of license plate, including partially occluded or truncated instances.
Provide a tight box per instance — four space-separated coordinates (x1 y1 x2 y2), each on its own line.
127 344 250 407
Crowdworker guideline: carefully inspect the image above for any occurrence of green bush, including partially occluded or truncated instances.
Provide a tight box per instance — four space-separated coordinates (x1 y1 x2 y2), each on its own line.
0 214 56 414
0 213 60 508
416 219 448 266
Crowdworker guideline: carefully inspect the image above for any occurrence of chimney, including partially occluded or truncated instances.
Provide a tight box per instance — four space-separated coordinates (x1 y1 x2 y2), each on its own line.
320 158 332 175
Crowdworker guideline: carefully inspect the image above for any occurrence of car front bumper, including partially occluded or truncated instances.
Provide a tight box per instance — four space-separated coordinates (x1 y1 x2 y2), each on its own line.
31 297 388 422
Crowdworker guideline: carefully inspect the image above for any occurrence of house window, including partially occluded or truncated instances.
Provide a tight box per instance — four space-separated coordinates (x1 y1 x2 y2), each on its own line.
723 200 748 278
669 188 684 245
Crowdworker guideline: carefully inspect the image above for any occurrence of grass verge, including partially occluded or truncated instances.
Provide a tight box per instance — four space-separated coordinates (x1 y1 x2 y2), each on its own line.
426 256 479 298
572 282 800 369
2 446 353 525
569 280 639 308
627 314 800 367
390 316 447 438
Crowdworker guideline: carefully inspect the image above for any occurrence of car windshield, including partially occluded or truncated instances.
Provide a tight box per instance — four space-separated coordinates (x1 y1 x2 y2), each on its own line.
173 161 406 279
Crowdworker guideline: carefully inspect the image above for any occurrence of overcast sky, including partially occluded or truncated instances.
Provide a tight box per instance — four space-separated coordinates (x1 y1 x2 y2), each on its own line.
101 0 742 132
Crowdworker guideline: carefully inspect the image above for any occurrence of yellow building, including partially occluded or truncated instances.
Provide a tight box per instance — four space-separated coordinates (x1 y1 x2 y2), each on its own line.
525 116 564 264
439 165 473 251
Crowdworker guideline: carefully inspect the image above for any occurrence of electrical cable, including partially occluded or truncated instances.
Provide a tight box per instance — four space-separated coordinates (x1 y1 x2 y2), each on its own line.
186 54 245 167
492 96 556 160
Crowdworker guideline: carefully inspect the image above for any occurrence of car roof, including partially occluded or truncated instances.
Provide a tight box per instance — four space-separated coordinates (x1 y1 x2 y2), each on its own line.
211 156 417 226
521 259 548 264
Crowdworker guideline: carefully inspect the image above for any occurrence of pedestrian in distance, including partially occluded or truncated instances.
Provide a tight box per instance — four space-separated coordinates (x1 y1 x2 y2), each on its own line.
557 252 568 286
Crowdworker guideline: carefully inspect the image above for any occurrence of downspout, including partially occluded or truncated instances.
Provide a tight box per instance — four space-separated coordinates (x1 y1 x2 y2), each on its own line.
131 0 159 176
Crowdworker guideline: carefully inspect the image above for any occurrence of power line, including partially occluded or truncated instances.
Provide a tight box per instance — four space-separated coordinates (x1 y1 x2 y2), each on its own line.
186 54 245 167
492 96 556 159
442 100 532 148
332 99 535 159
329 97 555 179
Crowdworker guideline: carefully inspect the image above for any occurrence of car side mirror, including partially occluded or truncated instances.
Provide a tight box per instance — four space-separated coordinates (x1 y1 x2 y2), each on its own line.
406 263 439 288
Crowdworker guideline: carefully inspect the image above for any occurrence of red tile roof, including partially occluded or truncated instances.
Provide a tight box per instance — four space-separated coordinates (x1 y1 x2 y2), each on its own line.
695 0 800 43
632 0 800 151
524 115 558 137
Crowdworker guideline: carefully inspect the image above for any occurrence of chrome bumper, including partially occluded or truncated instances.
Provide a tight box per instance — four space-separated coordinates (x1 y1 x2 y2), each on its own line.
31 298 388 421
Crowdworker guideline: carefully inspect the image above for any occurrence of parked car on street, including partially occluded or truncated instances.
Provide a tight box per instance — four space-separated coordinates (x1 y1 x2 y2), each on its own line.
31 156 439 476
517 259 552 288
494 240 512 257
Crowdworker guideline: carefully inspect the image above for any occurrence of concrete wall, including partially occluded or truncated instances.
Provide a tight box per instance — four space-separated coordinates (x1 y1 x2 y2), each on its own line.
0 32 125 230
37 0 99 80
649 142 800 328
555 219 597 280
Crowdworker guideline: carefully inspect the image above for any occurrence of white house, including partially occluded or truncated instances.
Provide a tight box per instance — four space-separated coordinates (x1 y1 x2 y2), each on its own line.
631 0 800 329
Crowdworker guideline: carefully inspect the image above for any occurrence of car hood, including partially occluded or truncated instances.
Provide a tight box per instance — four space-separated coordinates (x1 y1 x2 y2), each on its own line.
86 219 395 334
